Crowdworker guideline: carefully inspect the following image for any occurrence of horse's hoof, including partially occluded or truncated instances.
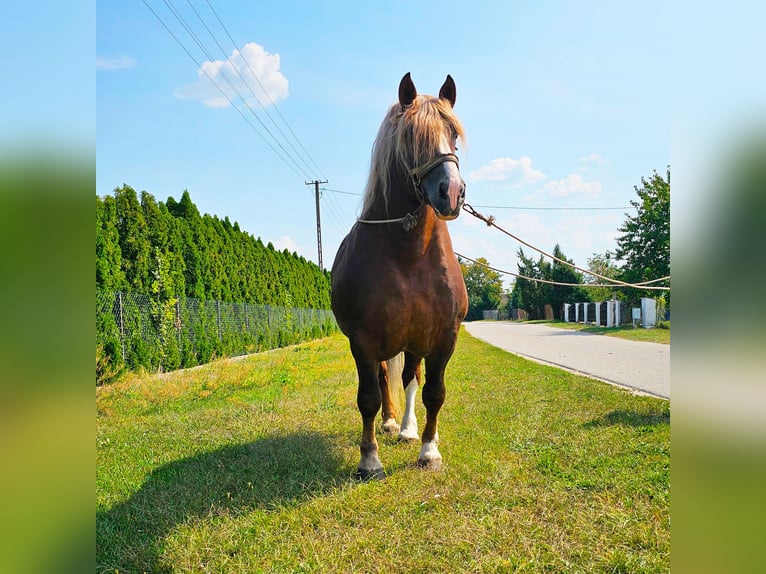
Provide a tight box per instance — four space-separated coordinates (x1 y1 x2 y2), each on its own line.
355 467 386 481
417 457 442 471
397 432 419 443
381 419 401 436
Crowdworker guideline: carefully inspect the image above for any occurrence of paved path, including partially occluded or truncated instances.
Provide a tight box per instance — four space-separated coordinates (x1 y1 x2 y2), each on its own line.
463 321 669 399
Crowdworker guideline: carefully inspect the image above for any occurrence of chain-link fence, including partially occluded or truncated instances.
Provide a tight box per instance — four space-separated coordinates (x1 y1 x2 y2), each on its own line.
97 291 338 375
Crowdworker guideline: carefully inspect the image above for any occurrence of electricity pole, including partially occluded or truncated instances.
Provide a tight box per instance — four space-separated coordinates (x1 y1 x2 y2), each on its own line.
305 179 328 270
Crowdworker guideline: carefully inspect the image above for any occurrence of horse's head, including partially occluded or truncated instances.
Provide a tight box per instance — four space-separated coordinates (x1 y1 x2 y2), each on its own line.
397 73 466 220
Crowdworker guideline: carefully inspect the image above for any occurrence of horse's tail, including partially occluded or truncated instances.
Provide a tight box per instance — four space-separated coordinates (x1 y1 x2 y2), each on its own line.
386 352 406 420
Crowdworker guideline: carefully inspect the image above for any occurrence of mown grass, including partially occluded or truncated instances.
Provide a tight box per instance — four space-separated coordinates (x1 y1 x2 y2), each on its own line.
97 329 669 573
540 320 670 344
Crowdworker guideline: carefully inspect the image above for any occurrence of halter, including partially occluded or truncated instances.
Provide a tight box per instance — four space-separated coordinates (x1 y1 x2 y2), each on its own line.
357 152 460 231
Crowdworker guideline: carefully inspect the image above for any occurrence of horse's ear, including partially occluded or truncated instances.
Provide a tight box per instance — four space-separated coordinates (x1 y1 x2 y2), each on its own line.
398 72 417 108
439 74 456 108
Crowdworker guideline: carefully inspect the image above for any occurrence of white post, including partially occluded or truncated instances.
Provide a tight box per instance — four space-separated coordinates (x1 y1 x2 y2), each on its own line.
606 300 614 327
575 303 579 323
582 302 588 324
615 300 620 326
563 303 570 322
640 297 657 327
595 302 601 326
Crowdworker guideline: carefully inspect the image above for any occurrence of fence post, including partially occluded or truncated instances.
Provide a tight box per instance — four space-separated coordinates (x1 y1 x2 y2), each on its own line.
216 299 222 340
117 291 125 361
244 301 249 334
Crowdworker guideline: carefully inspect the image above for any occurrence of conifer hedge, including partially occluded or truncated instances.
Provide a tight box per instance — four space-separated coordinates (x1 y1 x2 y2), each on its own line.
96 185 336 377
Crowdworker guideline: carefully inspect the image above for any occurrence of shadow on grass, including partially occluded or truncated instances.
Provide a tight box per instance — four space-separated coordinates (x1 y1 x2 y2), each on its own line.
583 408 670 428
97 431 348 573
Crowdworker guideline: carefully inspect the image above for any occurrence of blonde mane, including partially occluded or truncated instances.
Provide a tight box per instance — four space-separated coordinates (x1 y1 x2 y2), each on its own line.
361 94 465 217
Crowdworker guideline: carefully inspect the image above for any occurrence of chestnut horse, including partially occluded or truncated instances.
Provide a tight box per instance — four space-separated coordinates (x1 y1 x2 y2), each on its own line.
331 73 468 480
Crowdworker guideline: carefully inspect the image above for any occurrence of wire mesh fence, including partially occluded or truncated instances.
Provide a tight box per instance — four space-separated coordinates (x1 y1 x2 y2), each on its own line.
97 291 338 375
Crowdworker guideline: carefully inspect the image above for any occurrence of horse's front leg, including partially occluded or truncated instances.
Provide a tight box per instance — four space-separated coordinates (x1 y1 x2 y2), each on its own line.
418 350 453 471
352 344 385 480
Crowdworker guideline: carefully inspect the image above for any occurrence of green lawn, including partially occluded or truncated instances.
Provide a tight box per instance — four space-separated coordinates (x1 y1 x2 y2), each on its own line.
541 320 670 344
97 329 669 573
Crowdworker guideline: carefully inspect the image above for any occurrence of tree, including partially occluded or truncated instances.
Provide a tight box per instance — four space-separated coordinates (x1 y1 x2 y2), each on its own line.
548 244 587 318
508 245 587 319
114 184 152 292
585 250 621 303
459 257 504 321
509 249 545 319
615 168 670 304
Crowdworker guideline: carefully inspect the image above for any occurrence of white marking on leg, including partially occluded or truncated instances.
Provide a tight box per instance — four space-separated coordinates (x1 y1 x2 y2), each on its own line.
418 438 442 470
398 378 419 441
358 450 383 472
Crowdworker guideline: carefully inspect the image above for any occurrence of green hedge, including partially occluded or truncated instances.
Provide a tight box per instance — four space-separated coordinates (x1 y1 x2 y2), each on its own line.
97 291 337 380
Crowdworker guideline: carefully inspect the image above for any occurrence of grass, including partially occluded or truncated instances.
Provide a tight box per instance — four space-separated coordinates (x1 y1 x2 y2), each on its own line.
97 329 669 573
540 320 671 344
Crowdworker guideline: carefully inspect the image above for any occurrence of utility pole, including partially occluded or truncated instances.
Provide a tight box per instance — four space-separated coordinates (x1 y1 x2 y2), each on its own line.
305 179 328 270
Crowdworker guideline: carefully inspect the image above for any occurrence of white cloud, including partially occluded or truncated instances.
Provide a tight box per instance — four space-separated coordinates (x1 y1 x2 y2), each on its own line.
96 56 136 71
578 152 608 165
467 156 546 186
175 42 289 108
538 174 602 199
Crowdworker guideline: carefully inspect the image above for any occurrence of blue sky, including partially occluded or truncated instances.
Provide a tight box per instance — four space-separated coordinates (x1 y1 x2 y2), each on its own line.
97 1 672 285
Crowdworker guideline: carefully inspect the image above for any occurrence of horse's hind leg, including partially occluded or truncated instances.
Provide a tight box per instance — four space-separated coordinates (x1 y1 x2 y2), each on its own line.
379 359 400 436
398 352 422 442
351 344 385 480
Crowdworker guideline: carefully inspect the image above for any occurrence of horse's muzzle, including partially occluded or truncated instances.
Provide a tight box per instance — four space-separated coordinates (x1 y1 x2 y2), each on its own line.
433 177 466 220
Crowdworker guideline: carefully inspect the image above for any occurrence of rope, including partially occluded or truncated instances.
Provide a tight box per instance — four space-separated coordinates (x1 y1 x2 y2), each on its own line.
456 253 671 291
357 212 419 231
461 203 670 289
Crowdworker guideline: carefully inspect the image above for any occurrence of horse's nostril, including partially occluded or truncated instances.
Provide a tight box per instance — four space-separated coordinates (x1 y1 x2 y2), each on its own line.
439 180 450 199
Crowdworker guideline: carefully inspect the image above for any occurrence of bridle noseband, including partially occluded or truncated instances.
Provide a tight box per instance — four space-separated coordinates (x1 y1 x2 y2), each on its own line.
408 152 460 200
357 152 460 231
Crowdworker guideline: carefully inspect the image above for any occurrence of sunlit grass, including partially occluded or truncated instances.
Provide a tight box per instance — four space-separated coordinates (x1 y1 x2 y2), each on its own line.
97 329 669 573
542 320 670 344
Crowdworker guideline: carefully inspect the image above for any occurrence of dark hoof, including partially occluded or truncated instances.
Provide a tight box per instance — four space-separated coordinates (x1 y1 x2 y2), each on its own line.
397 434 419 444
355 467 386 481
417 458 443 471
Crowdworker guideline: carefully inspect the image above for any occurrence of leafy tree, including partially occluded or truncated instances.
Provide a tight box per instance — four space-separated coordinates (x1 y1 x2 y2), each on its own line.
548 244 587 318
586 250 621 303
459 256 504 321
509 245 587 319
615 168 670 304
510 249 545 319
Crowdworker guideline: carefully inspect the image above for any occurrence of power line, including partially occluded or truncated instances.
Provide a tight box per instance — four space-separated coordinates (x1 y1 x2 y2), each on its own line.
322 187 363 196
160 0 314 181
471 204 633 211
461 203 669 288
456 253 670 291
143 0 310 181
202 0 327 181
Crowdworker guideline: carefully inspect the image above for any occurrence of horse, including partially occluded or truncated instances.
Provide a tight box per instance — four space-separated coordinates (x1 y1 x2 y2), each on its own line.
331 73 468 480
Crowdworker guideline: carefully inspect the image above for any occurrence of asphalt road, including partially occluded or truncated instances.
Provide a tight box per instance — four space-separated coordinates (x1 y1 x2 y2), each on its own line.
463 321 670 400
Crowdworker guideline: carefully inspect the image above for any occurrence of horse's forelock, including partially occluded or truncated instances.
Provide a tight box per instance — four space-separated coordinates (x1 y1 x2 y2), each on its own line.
362 95 464 216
